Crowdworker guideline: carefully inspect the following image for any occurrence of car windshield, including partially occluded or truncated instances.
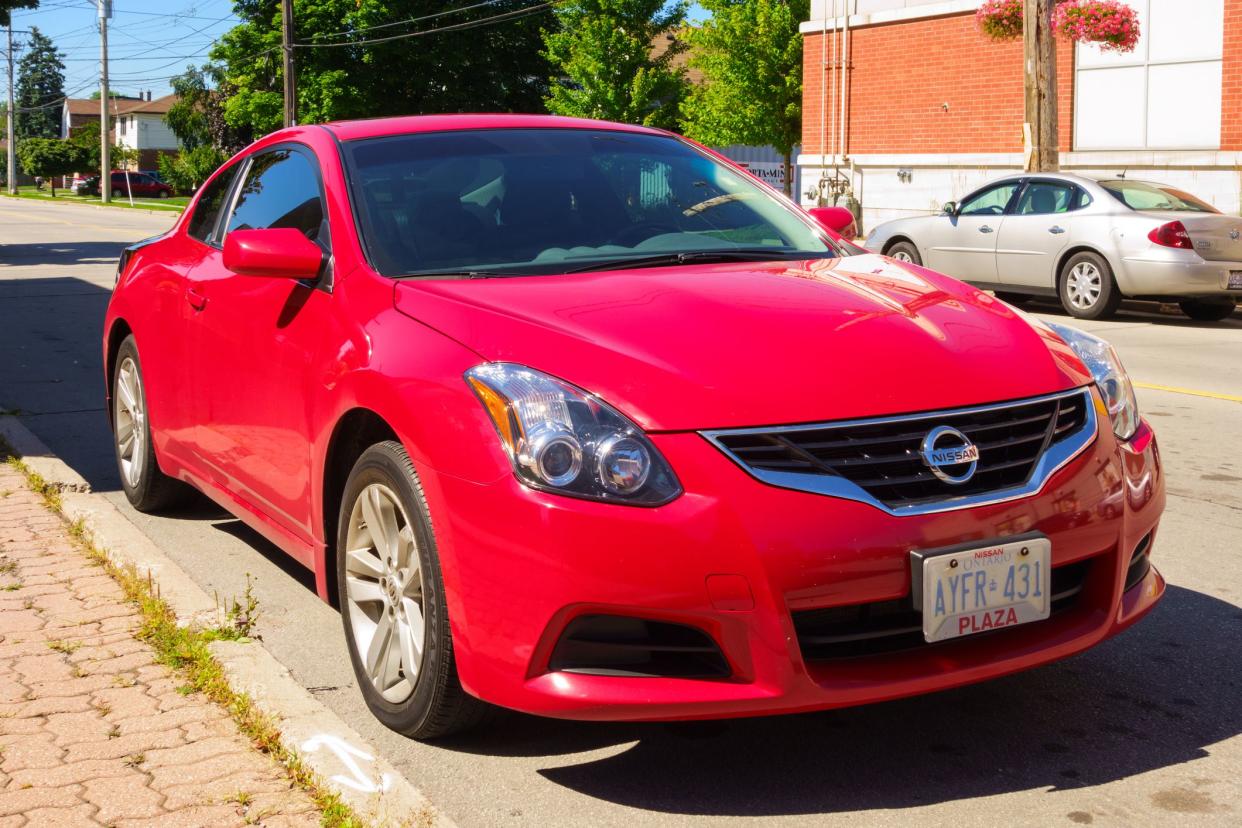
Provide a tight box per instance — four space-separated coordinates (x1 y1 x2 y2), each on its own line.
341 128 839 277
1099 180 1219 213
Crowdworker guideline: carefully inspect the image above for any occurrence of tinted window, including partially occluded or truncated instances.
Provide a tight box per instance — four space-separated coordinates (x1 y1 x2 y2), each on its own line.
225 149 325 239
187 164 238 243
1015 182 1074 215
959 182 1019 216
342 129 837 277
1100 180 1218 213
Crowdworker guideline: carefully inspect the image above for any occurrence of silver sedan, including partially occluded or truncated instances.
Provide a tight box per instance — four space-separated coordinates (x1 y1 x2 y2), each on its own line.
864 172 1242 321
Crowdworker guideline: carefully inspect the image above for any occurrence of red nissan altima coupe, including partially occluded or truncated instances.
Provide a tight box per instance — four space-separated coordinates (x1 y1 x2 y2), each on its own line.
103 115 1165 738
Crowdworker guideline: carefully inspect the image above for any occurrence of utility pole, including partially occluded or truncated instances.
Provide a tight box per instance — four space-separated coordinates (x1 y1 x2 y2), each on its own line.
6 24 15 196
98 0 111 202
1023 0 1058 172
281 0 296 127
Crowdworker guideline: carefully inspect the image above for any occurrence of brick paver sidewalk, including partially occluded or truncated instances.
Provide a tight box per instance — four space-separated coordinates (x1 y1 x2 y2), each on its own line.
0 462 322 827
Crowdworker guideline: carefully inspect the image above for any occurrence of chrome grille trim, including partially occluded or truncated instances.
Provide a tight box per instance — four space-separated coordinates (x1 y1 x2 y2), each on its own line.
701 387 1099 517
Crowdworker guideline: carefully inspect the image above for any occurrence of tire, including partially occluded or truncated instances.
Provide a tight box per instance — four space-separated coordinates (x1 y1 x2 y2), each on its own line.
337 441 493 739
886 240 922 266
111 336 191 512
1058 251 1122 320
1178 298 1237 322
157 190 170 199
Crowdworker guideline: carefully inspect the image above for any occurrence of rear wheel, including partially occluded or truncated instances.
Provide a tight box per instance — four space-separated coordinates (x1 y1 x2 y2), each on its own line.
337 441 493 739
111 336 191 511
1179 297 1237 321
886 241 922 266
1058 251 1122 320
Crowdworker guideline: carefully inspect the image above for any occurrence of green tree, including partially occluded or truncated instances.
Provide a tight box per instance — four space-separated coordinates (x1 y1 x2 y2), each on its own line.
158 144 227 194
542 0 687 129
66 120 131 173
16 137 82 195
211 0 552 139
15 27 65 140
0 2 38 27
165 64 252 153
681 0 807 194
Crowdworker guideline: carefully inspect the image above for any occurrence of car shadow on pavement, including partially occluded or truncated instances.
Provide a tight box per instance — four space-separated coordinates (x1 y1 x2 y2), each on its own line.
0 240 135 267
1026 298 1242 329
447 584 1240 817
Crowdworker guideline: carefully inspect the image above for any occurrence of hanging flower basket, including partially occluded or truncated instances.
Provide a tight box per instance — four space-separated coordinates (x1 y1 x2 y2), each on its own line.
976 0 1024 42
1052 0 1141 53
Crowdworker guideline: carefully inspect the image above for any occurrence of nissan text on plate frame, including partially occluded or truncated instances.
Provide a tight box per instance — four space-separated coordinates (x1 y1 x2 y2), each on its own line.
103 115 1166 739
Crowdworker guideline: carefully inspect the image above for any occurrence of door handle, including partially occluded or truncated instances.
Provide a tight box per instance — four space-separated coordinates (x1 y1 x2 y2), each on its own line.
1049 226 1066 234
186 287 207 311
979 225 994 233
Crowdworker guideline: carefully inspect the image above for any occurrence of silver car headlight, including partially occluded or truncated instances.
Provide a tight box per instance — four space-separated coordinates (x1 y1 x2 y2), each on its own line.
1046 322 1140 441
465 363 682 505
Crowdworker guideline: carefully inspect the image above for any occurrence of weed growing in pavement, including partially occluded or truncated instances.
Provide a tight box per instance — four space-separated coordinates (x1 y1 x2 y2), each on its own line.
112 673 135 688
71 664 88 679
93 699 112 716
215 574 261 640
125 752 145 767
0 448 368 828
0 558 14 576
232 790 254 807
2 583 20 592
106 723 120 739
47 639 81 655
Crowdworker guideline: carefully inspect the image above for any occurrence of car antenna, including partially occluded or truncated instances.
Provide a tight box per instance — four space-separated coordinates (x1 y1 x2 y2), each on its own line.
1118 168 1127 179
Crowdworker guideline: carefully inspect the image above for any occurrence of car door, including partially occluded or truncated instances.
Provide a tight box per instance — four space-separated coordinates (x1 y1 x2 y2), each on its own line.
922 180 1022 285
185 145 334 546
994 180 1082 290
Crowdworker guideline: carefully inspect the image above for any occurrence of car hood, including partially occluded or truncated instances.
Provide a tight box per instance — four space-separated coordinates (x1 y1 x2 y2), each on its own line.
393 254 1091 431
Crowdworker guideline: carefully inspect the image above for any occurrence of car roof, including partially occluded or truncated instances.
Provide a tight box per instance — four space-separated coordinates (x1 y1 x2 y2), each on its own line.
319 113 669 142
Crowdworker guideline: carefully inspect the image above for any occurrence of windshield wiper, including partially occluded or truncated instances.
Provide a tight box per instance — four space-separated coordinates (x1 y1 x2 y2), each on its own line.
565 248 814 274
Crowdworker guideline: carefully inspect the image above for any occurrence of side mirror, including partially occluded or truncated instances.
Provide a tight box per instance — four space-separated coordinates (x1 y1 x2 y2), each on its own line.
942 201 959 216
807 206 858 240
223 228 324 280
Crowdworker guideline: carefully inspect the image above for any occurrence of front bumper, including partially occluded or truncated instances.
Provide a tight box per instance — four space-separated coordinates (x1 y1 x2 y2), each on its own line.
421 411 1165 721
1118 252 1242 298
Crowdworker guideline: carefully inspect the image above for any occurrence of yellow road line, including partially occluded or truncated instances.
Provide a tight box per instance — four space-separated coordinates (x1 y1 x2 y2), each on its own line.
1134 382 1242 403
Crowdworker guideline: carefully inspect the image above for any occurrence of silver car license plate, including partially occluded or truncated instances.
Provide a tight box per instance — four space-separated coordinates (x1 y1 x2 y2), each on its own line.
1228 271 1242 289
912 537 1051 643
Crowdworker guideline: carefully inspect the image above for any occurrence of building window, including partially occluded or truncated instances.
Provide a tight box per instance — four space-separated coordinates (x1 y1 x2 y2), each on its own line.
1074 0 1222 150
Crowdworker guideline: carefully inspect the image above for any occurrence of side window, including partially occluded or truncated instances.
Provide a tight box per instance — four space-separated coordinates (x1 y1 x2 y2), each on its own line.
224 149 325 241
959 182 1020 216
1074 188 1093 210
187 164 239 244
1015 181 1075 215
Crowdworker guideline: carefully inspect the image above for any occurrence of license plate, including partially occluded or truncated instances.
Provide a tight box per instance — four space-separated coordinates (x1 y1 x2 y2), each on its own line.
912 537 1051 643
1228 271 1242 289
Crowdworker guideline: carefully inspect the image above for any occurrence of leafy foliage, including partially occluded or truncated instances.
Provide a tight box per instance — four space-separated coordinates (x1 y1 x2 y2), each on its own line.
976 0 1024 41
681 0 807 193
209 0 553 138
542 0 688 129
15 137 81 194
158 144 228 194
167 65 253 154
0 1 38 28
15 27 65 140
65 120 134 174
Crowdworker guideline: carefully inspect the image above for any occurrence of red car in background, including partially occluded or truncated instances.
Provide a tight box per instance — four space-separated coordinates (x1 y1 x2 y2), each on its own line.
102 115 1164 739
77 170 174 198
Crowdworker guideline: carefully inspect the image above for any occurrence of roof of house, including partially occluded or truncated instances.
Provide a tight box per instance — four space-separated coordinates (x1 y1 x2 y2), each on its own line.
63 94 179 118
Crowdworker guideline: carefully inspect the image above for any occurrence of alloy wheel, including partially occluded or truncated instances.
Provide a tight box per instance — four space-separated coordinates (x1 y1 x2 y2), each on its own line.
114 356 145 489
344 483 426 703
1066 262 1102 310
891 250 914 263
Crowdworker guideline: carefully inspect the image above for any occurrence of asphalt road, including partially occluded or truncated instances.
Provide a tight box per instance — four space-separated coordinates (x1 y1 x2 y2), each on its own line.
2 196 1239 827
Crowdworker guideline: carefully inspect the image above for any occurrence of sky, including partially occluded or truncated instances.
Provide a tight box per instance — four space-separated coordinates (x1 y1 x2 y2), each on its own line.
6 1 709 105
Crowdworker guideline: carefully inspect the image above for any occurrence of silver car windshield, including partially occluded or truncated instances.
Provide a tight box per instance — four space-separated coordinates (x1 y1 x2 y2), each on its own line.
1099 180 1219 213
342 128 839 277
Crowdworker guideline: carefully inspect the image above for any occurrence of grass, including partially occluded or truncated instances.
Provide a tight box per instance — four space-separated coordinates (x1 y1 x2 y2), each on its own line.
0 443 369 828
2 185 187 212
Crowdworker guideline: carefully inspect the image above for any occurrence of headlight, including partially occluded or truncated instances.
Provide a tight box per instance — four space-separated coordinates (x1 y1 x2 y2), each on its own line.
1046 322 1139 440
465 363 682 505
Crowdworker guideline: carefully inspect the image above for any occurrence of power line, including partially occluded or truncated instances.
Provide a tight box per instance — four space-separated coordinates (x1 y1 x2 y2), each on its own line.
307 0 510 42
291 1 556 49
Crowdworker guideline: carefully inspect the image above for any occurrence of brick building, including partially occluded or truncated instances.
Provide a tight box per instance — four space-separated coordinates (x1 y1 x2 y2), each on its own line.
799 0 1239 230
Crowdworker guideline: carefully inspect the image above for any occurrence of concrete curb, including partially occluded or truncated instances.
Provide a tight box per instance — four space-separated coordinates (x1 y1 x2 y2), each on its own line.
0 415 450 828
0 193 183 217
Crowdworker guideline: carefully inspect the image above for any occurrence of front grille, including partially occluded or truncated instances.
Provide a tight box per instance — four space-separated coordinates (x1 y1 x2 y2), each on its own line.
793 558 1093 661
548 615 731 679
704 388 1094 513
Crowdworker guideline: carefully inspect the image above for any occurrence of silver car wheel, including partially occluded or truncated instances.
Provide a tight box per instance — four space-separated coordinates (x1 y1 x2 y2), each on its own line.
114 356 145 489
891 250 914 263
344 483 425 703
1066 262 1102 310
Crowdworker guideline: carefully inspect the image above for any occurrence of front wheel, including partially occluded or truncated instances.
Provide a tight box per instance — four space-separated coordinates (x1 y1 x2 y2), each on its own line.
337 441 493 739
1059 252 1122 320
111 336 191 511
1179 298 1237 321
886 241 922 266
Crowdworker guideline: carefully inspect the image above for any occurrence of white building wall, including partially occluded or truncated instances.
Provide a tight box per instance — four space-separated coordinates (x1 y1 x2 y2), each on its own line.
115 114 178 151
